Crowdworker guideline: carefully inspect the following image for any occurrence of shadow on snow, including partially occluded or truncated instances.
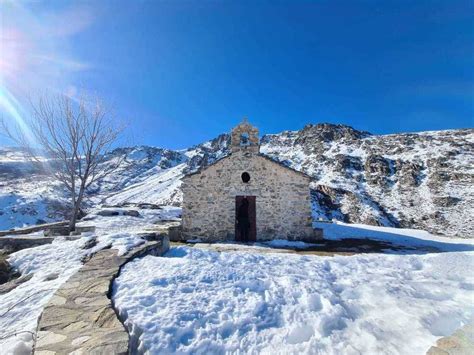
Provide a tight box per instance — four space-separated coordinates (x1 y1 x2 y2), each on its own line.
312 222 474 255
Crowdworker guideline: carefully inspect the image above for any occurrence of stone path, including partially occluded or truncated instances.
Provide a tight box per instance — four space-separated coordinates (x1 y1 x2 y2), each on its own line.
427 323 474 355
34 236 169 354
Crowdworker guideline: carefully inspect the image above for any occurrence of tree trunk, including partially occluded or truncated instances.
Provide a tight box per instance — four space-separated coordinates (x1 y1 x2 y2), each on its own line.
68 187 86 232
68 203 80 232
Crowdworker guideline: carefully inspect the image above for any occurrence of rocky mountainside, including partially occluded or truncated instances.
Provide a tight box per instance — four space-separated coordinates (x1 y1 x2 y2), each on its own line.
261 124 473 238
0 124 472 238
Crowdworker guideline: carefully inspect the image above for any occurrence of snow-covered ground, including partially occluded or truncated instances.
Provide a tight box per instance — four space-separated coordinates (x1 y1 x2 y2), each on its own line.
1 209 473 354
77 206 181 255
113 228 474 354
0 237 90 353
0 207 180 354
103 164 186 208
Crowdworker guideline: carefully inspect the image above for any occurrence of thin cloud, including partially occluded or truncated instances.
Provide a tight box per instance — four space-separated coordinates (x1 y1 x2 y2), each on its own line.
40 4 97 38
0 1 96 89
0 1 98 141
32 54 93 72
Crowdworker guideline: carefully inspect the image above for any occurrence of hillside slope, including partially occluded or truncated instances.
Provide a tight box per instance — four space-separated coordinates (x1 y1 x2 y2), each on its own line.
0 124 472 238
261 125 473 238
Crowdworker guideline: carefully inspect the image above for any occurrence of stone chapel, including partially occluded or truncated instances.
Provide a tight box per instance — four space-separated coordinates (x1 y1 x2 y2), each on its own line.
181 119 322 242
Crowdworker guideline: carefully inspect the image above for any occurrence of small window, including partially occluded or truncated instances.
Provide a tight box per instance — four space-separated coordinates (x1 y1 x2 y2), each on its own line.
241 172 250 183
240 133 250 146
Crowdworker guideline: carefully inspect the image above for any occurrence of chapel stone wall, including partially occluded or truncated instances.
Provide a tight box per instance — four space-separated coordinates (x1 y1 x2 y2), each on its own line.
181 150 316 242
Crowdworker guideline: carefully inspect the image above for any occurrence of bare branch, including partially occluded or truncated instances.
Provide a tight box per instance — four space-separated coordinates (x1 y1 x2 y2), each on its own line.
5 92 125 231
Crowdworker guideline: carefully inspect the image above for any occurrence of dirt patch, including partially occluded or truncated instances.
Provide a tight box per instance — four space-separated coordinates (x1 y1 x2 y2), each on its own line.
174 238 441 256
292 238 440 255
0 252 20 285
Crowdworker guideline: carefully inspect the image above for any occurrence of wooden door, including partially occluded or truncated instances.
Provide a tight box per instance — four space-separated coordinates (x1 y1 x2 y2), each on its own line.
235 196 256 242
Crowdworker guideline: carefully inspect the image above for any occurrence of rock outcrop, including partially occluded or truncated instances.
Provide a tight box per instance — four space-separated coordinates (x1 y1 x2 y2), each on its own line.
261 125 473 237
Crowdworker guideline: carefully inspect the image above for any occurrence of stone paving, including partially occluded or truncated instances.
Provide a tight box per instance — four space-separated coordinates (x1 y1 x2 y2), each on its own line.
34 236 169 354
427 323 474 355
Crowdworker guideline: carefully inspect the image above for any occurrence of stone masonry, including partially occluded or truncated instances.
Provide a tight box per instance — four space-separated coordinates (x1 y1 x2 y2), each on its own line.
34 236 169 354
182 119 320 242
426 322 474 355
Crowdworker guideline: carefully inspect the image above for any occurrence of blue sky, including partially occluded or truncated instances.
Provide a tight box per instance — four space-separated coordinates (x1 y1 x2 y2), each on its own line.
1 0 473 149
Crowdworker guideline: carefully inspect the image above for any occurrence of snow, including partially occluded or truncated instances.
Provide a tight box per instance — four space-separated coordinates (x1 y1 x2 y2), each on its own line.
0 193 53 230
113 245 474 354
78 206 181 256
1 205 473 354
127 148 152 161
316 221 474 251
104 164 185 207
0 124 473 353
2 128 473 238
0 237 93 353
0 207 180 354
0 171 64 230
262 128 474 238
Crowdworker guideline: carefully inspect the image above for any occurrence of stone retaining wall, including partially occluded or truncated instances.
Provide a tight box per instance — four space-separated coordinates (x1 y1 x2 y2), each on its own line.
0 236 54 253
0 221 68 237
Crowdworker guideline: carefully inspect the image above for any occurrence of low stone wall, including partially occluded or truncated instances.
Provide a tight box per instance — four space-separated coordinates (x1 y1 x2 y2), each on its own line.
34 236 170 354
0 221 68 237
0 236 54 253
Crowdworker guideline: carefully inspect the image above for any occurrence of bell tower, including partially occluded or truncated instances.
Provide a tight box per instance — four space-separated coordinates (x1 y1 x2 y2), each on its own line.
230 118 260 154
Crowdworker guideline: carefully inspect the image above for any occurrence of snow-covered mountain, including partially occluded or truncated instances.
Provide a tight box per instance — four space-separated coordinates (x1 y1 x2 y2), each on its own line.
261 124 473 239
1 124 472 238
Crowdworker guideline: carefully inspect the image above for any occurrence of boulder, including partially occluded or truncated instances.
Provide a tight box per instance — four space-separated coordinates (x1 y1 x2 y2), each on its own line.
96 209 140 217
123 210 140 217
97 210 120 217
137 203 162 210
0 256 16 285
433 196 461 207
44 226 71 237
0 273 32 295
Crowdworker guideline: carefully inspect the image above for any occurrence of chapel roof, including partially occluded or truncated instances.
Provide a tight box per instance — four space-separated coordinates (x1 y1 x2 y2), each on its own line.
183 152 311 179
183 120 312 180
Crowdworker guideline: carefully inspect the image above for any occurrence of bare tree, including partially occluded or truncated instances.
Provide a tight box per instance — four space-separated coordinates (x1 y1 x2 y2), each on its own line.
1 93 124 231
